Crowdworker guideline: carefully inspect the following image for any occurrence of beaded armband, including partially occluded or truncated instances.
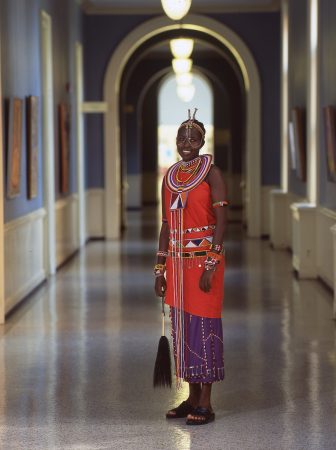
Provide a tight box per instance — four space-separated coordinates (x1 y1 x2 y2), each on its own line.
212 200 229 208
156 250 168 257
154 263 166 277
162 218 168 223
210 243 223 253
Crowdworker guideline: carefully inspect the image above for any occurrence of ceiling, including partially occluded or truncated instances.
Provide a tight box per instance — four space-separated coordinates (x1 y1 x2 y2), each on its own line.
82 0 280 14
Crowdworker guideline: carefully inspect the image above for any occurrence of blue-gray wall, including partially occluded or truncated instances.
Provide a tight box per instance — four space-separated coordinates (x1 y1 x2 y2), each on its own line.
1 0 82 222
319 0 336 209
84 12 281 189
288 0 308 198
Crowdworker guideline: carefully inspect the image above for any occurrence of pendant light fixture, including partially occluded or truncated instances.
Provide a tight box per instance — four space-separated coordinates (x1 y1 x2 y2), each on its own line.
170 38 194 59
172 58 192 74
161 0 192 21
176 73 193 86
177 84 195 102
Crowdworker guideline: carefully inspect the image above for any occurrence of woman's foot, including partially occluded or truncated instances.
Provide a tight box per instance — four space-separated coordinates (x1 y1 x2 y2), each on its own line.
166 399 195 419
186 406 215 425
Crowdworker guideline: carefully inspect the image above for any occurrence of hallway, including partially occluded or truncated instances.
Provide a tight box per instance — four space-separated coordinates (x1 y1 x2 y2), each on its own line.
0 209 335 449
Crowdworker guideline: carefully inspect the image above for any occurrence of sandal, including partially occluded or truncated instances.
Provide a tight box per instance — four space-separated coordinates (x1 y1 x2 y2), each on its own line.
186 406 215 425
166 400 194 419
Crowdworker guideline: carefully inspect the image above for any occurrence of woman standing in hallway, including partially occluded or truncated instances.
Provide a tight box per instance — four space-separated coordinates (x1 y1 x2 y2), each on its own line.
154 109 228 425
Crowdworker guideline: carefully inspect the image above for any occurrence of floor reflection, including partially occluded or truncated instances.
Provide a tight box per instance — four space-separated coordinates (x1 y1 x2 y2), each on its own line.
0 208 335 449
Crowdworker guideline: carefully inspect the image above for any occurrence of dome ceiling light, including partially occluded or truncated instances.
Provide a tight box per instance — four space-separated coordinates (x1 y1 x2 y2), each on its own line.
170 38 194 59
176 72 193 86
172 58 192 74
161 0 192 21
177 84 196 102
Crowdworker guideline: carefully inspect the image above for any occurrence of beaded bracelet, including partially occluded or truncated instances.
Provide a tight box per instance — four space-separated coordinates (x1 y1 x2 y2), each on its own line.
212 200 229 208
204 259 217 271
156 250 169 257
210 243 223 253
207 251 223 262
204 251 223 271
154 263 166 277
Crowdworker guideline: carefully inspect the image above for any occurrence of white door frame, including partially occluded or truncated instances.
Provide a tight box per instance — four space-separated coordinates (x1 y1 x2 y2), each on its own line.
0 31 5 324
103 14 261 239
75 42 86 246
40 11 56 275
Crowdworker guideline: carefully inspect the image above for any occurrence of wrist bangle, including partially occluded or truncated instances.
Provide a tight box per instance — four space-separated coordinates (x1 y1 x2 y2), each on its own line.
154 263 166 277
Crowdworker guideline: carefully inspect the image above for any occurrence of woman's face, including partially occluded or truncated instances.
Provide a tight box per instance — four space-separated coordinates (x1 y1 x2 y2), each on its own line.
176 126 204 162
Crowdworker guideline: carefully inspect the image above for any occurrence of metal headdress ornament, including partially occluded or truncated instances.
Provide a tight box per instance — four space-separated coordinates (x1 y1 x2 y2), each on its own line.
178 108 205 138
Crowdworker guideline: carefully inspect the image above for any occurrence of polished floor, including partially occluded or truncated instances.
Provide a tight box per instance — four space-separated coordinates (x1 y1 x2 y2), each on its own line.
0 209 336 449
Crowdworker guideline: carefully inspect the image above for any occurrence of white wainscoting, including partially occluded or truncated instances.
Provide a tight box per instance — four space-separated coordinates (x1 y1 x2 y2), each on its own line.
142 172 158 205
290 203 317 278
317 207 336 289
86 189 104 238
126 174 142 209
261 185 277 237
224 172 243 223
4 208 46 315
270 190 303 249
331 224 336 318
55 194 79 267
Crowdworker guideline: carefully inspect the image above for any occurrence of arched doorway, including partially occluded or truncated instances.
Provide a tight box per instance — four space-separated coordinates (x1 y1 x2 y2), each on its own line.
103 14 261 239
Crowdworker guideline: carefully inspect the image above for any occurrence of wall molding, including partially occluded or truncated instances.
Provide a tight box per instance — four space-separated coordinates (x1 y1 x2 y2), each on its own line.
82 101 108 113
4 208 47 315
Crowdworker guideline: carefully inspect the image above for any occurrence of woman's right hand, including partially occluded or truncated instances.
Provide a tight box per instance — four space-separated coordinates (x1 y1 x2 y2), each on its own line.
155 276 167 297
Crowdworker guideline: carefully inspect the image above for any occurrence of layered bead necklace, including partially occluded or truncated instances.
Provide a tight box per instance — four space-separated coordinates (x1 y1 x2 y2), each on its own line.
175 157 202 185
166 155 212 193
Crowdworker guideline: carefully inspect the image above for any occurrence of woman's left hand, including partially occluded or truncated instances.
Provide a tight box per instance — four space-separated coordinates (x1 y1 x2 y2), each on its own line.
199 269 215 293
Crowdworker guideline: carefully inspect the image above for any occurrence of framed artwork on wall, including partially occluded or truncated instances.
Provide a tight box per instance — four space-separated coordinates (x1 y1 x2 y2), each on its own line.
26 96 39 199
291 107 306 182
58 102 70 194
323 105 336 182
7 97 23 198
288 121 296 170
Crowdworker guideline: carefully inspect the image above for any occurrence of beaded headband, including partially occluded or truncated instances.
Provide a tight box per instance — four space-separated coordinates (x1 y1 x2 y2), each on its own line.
178 108 205 138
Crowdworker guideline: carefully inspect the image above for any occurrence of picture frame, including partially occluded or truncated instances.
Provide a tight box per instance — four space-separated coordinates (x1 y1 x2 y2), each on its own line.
26 96 39 199
7 97 23 198
288 121 296 170
291 107 306 182
58 103 70 194
322 105 336 182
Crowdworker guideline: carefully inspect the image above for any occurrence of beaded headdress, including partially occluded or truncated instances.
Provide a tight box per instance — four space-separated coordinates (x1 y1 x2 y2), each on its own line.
178 108 205 138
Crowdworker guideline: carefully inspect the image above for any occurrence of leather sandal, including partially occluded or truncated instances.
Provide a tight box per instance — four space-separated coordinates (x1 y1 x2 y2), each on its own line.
166 400 194 419
186 406 215 425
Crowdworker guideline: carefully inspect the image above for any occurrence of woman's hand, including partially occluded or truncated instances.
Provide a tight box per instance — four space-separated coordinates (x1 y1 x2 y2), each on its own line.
155 275 167 297
199 269 215 293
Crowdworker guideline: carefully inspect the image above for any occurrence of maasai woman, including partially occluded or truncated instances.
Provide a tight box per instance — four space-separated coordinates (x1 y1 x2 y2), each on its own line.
154 109 228 425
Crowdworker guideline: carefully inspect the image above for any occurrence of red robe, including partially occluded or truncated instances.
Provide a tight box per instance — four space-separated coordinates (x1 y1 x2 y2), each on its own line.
164 177 225 319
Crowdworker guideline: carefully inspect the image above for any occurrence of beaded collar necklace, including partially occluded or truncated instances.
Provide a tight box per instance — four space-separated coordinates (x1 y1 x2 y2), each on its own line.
165 154 212 193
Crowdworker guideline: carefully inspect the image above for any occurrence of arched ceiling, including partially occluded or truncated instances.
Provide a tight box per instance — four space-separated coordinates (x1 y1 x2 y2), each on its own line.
120 28 245 94
83 0 280 14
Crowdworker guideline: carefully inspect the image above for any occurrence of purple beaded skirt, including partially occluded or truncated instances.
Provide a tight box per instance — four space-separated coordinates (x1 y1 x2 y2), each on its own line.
170 307 225 383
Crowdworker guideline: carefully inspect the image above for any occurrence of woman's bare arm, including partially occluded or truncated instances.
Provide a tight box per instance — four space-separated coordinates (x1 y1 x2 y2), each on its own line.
199 166 228 293
155 180 169 296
